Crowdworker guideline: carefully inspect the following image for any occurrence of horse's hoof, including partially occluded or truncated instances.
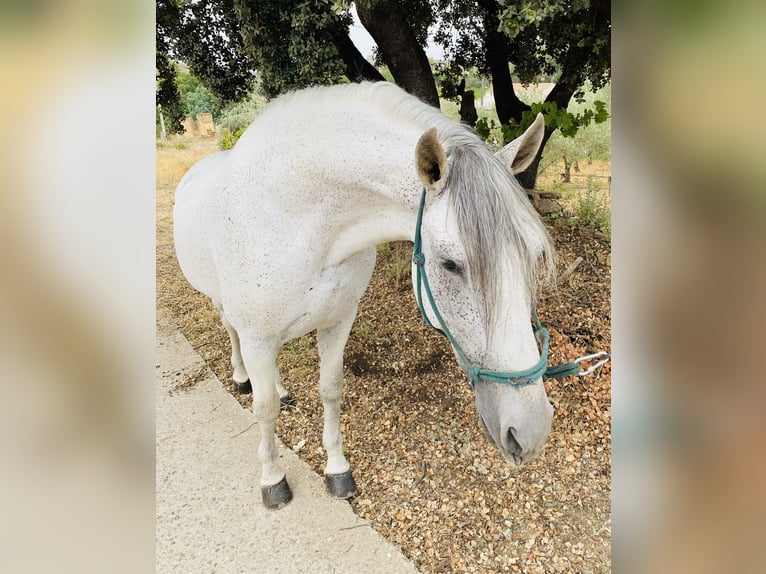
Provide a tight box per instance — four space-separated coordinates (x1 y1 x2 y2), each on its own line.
235 380 252 394
261 476 293 510
324 471 357 499
280 395 295 410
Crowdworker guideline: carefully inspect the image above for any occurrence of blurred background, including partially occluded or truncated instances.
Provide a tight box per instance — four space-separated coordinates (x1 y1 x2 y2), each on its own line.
613 1 765 572
0 1 155 572
0 1 763 572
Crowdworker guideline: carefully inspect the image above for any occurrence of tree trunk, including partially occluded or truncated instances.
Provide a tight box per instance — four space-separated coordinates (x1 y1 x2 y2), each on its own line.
459 90 478 126
478 0 529 129
562 157 572 183
456 78 478 126
356 0 440 108
332 31 386 83
515 126 554 190
546 81 577 111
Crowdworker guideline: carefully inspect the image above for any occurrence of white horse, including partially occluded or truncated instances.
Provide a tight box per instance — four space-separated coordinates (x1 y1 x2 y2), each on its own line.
174 82 555 509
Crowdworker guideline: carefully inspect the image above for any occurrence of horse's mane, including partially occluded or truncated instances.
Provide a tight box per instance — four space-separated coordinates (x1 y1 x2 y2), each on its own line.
268 82 555 327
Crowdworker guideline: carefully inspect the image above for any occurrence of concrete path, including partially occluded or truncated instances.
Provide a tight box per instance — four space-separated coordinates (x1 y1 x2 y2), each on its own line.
156 313 418 574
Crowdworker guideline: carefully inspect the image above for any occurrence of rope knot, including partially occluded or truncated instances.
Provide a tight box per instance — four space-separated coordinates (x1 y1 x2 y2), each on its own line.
412 253 425 267
468 365 482 385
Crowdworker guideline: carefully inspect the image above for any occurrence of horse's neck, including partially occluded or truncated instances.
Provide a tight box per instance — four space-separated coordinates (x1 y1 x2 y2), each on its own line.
238 100 429 266
324 191 416 266
308 124 424 267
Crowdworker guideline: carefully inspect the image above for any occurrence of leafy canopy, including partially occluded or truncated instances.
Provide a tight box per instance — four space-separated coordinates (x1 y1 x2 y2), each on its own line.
234 0 352 99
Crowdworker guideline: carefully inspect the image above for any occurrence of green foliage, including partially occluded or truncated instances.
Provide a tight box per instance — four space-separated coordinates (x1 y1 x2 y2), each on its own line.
497 0 590 39
217 92 266 133
156 0 184 134
174 65 201 95
475 81 611 182
499 0 611 94
216 90 267 150
544 130 585 167
501 99 609 142
576 121 611 163
386 256 411 286
156 59 185 135
475 117 499 142
219 126 248 150
352 320 375 343
182 84 222 120
430 0 610 171
235 0 352 99
172 0 255 103
434 63 463 100
168 65 224 121
538 82 612 168
156 0 252 133
432 0 609 91
376 242 412 286
574 178 611 240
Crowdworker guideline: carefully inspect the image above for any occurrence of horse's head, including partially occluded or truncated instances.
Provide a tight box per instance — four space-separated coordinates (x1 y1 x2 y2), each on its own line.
412 115 554 466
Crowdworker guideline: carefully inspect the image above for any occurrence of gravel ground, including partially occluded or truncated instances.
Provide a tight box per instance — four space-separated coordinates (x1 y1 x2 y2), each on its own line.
157 141 611 573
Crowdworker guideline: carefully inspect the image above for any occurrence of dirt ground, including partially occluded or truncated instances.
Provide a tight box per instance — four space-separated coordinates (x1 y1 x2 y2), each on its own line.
157 136 611 573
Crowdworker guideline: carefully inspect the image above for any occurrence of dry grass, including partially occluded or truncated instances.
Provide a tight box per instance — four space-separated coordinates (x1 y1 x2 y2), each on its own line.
156 136 611 573
156 136 217 188
537 160 611 240
537 160 611 212
156 136 224 361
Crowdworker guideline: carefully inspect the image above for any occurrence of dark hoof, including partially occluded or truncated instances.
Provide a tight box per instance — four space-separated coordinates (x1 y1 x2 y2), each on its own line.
235 380 252 394
325 471 357 499
261 476 293 510
280 395 295 410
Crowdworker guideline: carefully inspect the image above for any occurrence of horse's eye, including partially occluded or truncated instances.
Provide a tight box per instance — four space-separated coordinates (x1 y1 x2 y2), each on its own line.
441 259 461 274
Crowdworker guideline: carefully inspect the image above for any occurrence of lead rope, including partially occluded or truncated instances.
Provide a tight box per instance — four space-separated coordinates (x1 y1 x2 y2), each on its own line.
412 187 609 388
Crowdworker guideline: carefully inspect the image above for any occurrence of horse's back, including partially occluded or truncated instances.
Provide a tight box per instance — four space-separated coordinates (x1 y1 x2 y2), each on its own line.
173 151 231 304
176 150 231 195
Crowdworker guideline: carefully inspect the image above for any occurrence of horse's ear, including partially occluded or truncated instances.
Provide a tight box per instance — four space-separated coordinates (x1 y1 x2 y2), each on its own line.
415 128 448 190
496 113 545 175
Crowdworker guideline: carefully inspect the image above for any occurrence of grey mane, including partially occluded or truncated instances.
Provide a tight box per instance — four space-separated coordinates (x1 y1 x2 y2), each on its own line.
443 144 555 328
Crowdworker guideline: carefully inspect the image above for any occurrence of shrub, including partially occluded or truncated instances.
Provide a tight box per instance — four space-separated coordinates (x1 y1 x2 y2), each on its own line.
574 177 611 240
219 126 248 151
217 92 267 150
183 84 222 121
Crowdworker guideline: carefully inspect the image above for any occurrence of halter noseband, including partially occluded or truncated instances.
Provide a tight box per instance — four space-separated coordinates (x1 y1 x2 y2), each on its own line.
412 187 608 388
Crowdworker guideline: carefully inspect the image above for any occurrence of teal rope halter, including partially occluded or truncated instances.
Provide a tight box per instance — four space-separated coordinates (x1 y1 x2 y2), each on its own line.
412 187 607 388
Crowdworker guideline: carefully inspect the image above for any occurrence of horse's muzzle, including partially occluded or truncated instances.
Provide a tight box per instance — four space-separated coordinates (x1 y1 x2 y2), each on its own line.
478 413 544 466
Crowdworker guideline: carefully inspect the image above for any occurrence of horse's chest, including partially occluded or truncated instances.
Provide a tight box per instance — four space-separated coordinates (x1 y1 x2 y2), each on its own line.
220 244 375 341
279 250 376 340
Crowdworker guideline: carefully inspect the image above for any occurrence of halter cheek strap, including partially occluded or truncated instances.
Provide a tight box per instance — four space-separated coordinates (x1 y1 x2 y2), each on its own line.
412 187 608 388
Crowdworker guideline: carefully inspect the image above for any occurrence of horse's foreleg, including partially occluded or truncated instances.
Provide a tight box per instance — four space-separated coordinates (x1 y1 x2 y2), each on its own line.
238 337 292 509
273 366 294 409
219 309 251 394
317 313 357 499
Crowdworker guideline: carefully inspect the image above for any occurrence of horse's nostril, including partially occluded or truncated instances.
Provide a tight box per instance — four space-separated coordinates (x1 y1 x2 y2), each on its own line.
504 427 523 459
